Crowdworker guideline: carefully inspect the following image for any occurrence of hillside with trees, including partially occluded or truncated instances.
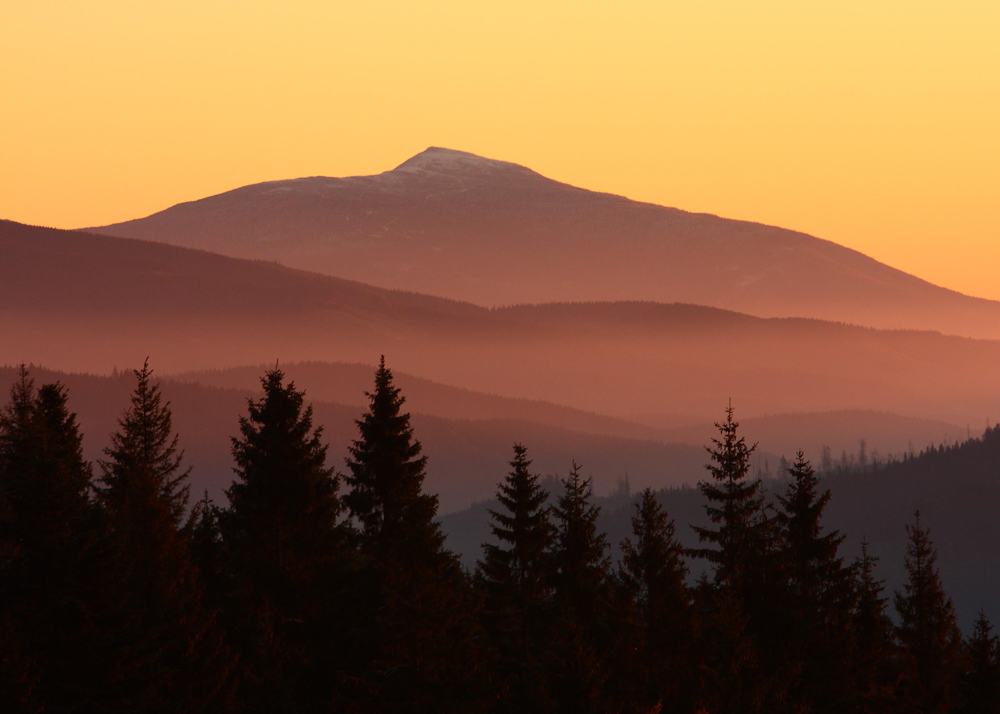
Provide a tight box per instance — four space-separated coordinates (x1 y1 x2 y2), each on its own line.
444 421 1000 631
3 361 999 712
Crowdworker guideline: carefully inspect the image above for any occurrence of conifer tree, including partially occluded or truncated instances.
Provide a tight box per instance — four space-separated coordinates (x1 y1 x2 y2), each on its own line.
345 356 443 563
344 358 486 711
692 404 766 589
222 366 350 710
849 540 897 712
615 487 693 713
478 443 556 711
0 372 95 562
550 461 611 714
99 361 235 712
0 370 123 711
894 511 963 713
100 360 191 532
775 452 853 712
962 611 1000 714
691 405 788 711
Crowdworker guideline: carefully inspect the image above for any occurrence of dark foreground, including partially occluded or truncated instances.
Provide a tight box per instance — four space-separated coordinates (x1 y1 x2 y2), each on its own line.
2 359 998 713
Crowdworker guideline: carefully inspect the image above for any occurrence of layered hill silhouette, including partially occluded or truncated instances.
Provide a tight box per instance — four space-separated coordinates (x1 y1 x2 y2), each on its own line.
3 219 1000 427
91 147 1000 339
173 361 672 441
0 362 968 514
175 361 964 470
0 365 707 512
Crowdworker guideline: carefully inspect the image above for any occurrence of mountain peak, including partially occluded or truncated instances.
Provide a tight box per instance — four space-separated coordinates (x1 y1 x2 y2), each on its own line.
392 147 537 179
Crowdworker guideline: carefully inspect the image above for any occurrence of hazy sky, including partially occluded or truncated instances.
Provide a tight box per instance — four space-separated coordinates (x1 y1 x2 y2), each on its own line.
3 1 998 300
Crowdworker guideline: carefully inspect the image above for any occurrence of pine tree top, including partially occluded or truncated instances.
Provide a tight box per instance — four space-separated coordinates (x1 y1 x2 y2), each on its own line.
226 365 338 514
618 488 689 613
691 404 770 585
99 361 191 527
0 367 95 549
894 511 960 643
553 461 610 599
488 443 553 543
479 443 555 601
776 451 846 590
344 357 445 564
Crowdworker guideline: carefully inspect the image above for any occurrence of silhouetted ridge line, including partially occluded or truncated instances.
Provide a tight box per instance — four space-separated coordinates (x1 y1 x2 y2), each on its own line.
86 149 1000 339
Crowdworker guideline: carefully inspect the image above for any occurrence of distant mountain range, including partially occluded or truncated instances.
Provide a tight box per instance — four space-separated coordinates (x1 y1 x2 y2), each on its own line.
90 147 1000 339
3 220 999 426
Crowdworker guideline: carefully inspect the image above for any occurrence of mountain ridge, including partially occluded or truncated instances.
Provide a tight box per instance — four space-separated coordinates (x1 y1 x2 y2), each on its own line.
4 219 999 425
88 147 1000 339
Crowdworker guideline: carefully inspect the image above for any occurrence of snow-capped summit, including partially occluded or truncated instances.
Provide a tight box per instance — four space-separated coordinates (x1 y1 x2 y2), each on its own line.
392 147 533 178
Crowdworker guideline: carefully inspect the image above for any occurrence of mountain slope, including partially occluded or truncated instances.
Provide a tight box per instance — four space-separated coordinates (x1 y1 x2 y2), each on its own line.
90 147 1000 339
3 219 999 425
174 362 964 470
173 361 671 441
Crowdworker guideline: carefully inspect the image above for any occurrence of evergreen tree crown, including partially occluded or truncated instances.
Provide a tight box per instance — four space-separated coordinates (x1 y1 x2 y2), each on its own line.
481 443 555 594
344 357 443 562
99 360 190 531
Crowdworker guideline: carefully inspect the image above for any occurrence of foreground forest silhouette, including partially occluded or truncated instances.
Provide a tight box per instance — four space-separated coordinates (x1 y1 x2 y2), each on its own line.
2 360 999 713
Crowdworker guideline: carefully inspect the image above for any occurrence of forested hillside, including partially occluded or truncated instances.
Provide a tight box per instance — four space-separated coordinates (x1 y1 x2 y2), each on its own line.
444 425 1000 630
4 361 996 712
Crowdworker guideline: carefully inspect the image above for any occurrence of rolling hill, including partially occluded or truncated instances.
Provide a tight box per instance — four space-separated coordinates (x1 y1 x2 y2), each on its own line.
0 365 707 512
90 147 1000 339
174 362 965 471
3 219 1000 427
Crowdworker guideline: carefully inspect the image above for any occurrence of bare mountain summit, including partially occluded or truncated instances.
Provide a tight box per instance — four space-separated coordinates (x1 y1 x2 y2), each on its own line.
91 147 1000 338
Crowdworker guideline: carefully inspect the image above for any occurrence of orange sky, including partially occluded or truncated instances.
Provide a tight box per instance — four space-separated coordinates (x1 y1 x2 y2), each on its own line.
2 1 998 300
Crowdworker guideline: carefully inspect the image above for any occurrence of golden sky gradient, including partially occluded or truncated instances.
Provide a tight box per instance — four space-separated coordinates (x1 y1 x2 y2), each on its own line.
3 1 998 300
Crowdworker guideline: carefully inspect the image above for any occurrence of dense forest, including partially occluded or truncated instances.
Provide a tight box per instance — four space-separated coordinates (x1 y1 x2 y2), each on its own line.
442 429 1000 632
2 360 999 713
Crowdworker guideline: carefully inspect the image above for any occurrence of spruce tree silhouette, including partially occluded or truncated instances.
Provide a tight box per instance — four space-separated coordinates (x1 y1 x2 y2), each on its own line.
691 404 786 713
222 366 350 711
894 511 963 713
345 357 486 712
99 361 235 712
691 404 765 588
775 452 853 712
550 461 611 714
0 369 123 712
615 487 694 714
345 357 442 562
478 443 557 712
849 539 897 712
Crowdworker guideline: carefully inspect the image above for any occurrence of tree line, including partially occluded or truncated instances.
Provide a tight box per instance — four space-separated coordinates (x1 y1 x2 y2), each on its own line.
1 359 997 713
